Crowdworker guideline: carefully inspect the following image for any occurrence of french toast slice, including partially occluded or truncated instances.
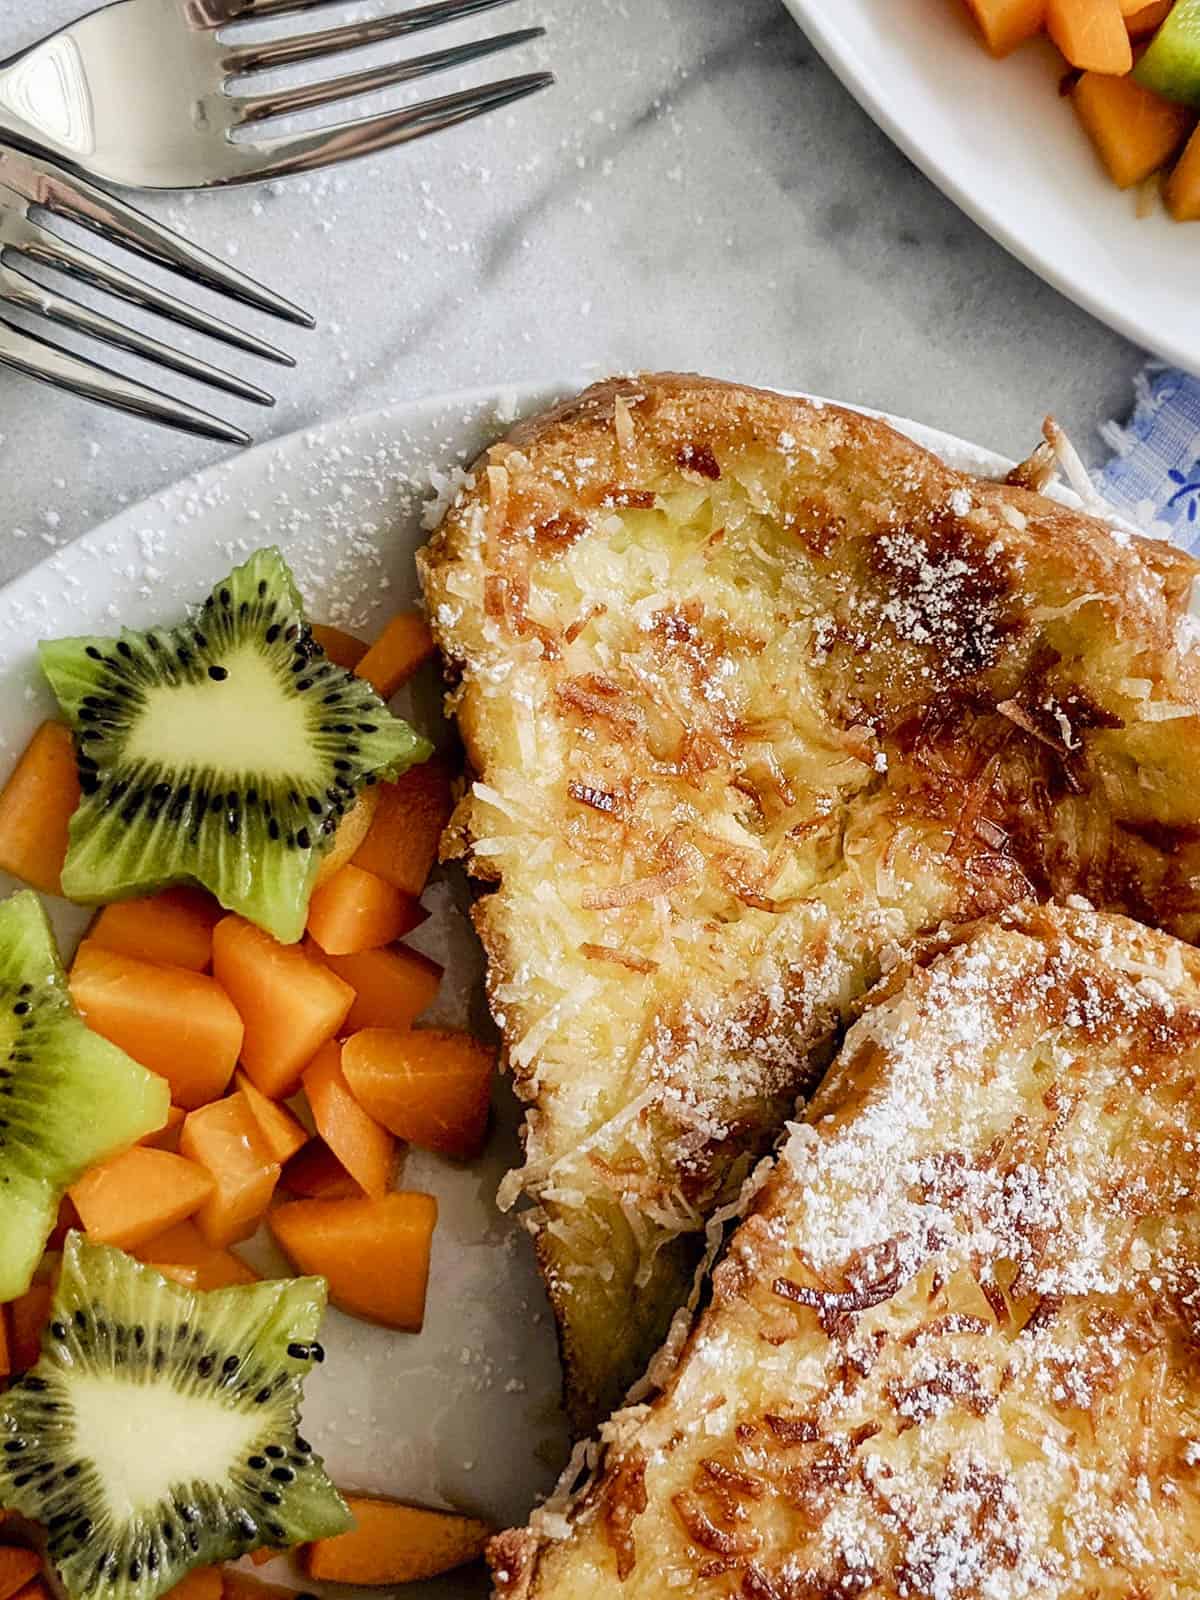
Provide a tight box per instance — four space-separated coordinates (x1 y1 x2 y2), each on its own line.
418 373 1200 1427
491 904 1200 1599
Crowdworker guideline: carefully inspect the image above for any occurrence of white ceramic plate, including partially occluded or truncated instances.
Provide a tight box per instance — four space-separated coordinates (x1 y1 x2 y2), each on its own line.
783 0 1199 374
0 382 1014 1598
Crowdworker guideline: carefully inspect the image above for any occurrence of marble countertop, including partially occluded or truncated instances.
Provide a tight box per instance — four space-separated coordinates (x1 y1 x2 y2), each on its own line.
1 0 1145 583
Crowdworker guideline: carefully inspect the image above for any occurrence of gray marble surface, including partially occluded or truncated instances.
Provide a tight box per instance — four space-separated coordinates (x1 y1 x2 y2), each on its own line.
0 0 1145 583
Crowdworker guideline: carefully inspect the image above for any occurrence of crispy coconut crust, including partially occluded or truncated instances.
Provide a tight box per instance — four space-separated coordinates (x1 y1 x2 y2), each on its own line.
496 904 1200 1599
418 372 1200 1428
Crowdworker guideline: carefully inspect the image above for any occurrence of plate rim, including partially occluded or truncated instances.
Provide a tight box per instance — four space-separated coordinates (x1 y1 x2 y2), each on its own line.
782 0 1198 375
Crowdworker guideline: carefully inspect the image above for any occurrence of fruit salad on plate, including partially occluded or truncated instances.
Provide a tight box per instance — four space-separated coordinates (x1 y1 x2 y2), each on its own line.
959 0 1200 217
0 551 496 1598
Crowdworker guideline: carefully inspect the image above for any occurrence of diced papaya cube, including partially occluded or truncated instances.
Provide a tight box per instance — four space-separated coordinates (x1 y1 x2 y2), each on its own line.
1124 0 1172 31
1073 69 1195 184
302 1042 396 1200
1167 125 1200 219
234 1072 309 1166
135 1219 259 1289
314 788 379 891
211 916 354 1099
281 1140 363 1200
0 722 80 896
140 1106 187 1153
1047 0 1133 71
311 623 369 671
88 887 222 972
307 864 427 957
303 1496 492 1585
69 1147 214 1250
341 1029 495 1160
0 1552 42 1600
354 612 436 700
328 943 443 1033
269 1192 437 1330
69 944 243 1109
10 1584 49 1600
960 0 1046 55
7 1284 51 1372
162 1571 223 1600
351 760 453 895
319 945 442 1033
178 1094 280 1248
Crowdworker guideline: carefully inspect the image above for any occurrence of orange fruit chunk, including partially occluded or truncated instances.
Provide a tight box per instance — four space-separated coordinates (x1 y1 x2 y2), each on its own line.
1167 125 1200 220
341 1029 495 1160
269 1192 437 1330
234 1071 309 1166
310 623 368 671
304 1496 491 1585
320 945 442 1033
281 1140 363 1200
161 1572 223 1600
88 887 222 972
0 1554 43 1600
307 864 426 956
1072 70 1195 186
134 1219 259 1289
211 916 354 1098
1046 0 1133 72
354 611 436 700
302 1042 396 1200
69 1147 214 1250
960 0 1046 56
178 1094 280 1247
0 722 79 896
313 788 379 891
69 943 242 1109
351 760 453 895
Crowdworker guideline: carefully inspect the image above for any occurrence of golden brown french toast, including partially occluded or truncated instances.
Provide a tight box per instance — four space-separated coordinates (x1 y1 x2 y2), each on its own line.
418 373 1200 1428
492 904 1200 1599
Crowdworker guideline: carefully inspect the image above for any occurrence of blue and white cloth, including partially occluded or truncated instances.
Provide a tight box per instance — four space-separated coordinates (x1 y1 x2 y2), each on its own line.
1097 364 1200 553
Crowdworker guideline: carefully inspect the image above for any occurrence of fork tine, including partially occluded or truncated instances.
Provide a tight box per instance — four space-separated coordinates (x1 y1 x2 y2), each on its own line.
0 319 251 446
240 72 553 181
224 0 522 74
0 205 296 368
0 147 313 325
233 27 543 125
0 263 274 407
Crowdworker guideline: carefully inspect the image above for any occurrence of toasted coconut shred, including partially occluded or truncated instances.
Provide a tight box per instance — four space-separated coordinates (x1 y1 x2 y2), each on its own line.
523 907 1200 1597
421 376 1200 1480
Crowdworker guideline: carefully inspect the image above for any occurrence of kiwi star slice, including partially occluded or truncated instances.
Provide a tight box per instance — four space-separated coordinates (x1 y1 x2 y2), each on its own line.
0 1235 352 1600
39 547 433 944
0 891 169 1301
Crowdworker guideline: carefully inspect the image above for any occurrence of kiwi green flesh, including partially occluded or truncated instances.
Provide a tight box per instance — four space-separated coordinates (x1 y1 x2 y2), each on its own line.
1134 0 1200 108
0 893 169 1302
0 1236 351 1600
39 547 432 944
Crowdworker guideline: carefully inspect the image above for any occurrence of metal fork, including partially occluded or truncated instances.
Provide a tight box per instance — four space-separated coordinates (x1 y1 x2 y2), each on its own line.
0 144 311 444
0 0 553 190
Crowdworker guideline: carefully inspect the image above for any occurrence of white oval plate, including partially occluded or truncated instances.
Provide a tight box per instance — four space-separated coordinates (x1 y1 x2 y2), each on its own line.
0 382 1014 1598
783 0 1199 373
